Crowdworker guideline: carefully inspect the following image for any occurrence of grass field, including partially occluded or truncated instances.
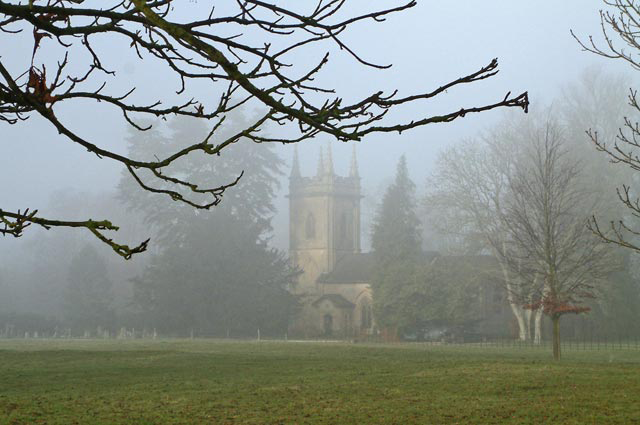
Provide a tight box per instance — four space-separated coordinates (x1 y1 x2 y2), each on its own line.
1 339 639 424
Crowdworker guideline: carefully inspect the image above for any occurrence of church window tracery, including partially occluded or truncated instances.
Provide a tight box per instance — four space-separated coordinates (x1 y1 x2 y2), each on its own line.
305 213 316 239
339 212 348 245
360 301 372 330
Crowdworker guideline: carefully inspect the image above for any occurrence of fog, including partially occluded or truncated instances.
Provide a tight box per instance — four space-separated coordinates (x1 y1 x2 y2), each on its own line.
1 1 638 344
2 2 625 212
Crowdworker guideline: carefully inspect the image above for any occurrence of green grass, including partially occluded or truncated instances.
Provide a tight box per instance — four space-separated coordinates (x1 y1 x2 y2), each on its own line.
1 340 639 424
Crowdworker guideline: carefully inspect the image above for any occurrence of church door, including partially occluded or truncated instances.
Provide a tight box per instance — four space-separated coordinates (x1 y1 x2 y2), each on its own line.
323 314 333 336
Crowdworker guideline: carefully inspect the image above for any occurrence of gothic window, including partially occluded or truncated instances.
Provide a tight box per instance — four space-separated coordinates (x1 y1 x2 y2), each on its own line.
360 301 372 330
339 212 347 244
305 213 316 239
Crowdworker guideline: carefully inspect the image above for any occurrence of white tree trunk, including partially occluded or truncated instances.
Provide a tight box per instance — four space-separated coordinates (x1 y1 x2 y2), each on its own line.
534 308 543 344
509 302 527 341
501 263 527 341
525 308 533 341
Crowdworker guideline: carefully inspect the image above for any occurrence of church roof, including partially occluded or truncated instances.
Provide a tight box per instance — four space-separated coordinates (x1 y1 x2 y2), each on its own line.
312 294 355 309
316 251 441 284
316 253 374 284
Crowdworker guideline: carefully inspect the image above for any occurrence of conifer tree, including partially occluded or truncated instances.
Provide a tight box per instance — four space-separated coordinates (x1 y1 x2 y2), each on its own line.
370 156 422 328
63 244 115 332
120 113 297 336
118 112 282 246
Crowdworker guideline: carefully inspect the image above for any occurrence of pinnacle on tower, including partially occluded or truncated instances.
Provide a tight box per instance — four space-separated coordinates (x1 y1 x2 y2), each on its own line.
325 143 334 176
290 145 301 179
349 144 359 178
316 147 325 177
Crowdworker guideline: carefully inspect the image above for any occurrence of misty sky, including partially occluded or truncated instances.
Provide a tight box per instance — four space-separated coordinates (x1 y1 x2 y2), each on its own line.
1 1 636 251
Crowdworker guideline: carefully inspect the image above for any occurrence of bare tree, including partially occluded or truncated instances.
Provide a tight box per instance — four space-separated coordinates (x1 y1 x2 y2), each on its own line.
427 110 621 350
426 118 542 343
573 0 640 251
0 0 528 258
493 122 614 360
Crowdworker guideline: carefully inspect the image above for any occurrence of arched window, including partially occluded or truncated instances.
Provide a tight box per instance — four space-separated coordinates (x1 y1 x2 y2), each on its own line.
305 213 316 239
339 212 348 244
360 301 372 330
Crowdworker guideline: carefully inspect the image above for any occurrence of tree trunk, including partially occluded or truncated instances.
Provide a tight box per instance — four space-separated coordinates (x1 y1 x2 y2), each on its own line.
552 315 561 360
500 262 527 341
534 308 543 345
510 303 527 341
525 308 533 341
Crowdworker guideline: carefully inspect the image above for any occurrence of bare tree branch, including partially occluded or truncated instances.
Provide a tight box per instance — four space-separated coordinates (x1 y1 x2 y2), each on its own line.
0 0 528 257
574 0 640 251
0 208 148 260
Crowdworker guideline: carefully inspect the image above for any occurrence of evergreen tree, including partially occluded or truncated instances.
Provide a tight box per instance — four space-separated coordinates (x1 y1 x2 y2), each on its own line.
63 244 115 331
120 112 297 336
132 213 297 336
585 252 640 339
370 156 422 328
371 156 421 262
118 112 282 245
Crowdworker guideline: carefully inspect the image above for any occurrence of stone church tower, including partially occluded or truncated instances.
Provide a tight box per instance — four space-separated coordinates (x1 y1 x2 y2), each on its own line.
289 145 361 290
289 146 374 337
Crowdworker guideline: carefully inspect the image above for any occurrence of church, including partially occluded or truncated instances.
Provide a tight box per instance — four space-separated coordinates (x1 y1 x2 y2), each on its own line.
287 146 513 339
288 146 375 338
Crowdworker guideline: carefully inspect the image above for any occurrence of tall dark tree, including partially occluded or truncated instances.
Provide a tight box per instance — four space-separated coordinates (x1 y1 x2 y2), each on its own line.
119 112 282 245
121 114 296 336
132 214 297 336
587 252 640 339
63 244 115 332
370 156 422 328
371 156 421 263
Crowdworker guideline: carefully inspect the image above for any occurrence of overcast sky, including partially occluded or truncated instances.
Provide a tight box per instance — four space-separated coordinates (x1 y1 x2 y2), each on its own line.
1 1 635 251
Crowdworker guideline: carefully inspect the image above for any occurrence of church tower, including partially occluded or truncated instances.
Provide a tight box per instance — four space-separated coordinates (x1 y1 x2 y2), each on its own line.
288 145 361 293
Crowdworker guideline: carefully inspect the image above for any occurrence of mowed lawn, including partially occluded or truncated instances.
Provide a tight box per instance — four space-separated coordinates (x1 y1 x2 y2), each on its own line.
1 340 639 424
